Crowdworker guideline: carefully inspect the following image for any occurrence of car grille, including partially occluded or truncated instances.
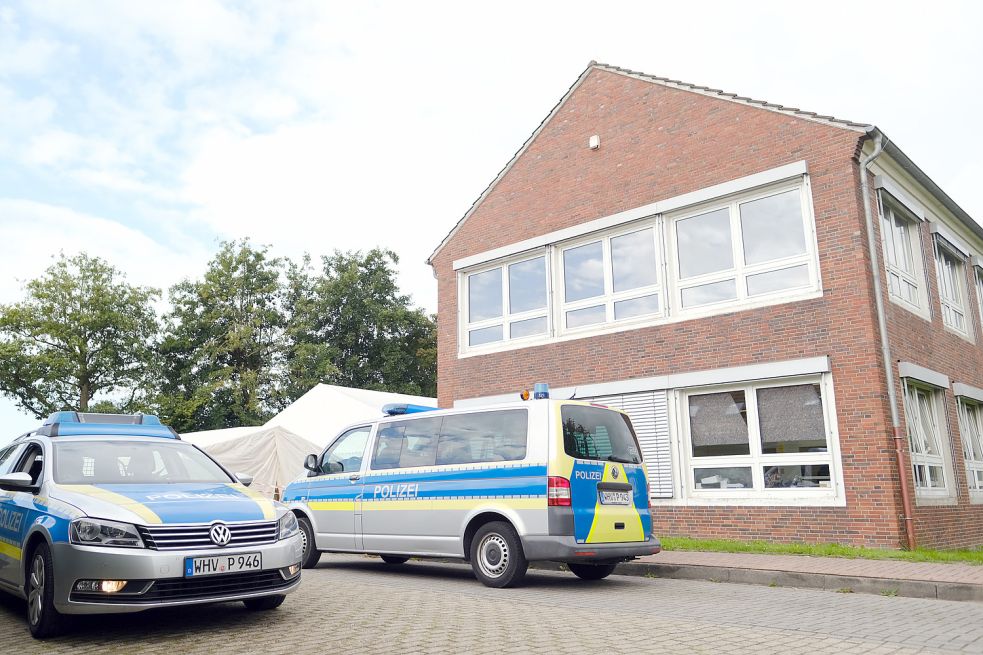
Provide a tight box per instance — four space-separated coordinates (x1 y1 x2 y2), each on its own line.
71 570 297 604
137 521 279 550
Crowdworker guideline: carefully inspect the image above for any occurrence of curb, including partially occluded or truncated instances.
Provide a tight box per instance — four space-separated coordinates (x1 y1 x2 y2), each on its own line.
527 560 983 602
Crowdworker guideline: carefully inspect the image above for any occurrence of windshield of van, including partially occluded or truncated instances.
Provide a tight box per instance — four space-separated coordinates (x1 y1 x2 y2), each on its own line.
54 440 233 484
561 405 642 464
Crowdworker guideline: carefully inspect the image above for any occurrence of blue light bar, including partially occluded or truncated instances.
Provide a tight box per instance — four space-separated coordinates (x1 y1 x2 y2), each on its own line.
533 382 550 400
38 412 178 438
382 403 439 416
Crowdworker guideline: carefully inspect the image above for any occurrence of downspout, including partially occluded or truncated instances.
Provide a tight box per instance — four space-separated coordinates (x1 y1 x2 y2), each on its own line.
858 130 917 550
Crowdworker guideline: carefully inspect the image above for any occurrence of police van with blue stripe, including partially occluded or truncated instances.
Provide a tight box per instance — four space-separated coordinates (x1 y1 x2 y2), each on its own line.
0 412 303 638
284 384 661 587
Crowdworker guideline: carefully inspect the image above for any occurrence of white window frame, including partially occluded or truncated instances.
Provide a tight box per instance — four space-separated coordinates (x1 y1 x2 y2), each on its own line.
459 250 551 351
933 237 971 339
555 219 665 335
667 182 820 316
879 196 930 320
957 398 983 500
677 375 841 505
902 380 956 503
457 175 823 357
975 267 983 331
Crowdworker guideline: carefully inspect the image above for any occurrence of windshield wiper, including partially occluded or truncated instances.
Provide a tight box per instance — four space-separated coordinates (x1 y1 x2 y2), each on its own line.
607 455 637 464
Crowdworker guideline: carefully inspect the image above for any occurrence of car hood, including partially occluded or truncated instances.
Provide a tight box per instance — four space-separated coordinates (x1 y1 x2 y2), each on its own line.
50 482 279 525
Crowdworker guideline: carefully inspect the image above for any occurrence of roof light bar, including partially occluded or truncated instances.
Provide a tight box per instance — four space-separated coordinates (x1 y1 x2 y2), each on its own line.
382 403 439 416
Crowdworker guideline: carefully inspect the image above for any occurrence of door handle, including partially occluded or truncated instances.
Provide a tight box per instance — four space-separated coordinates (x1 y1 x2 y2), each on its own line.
349 474 361 483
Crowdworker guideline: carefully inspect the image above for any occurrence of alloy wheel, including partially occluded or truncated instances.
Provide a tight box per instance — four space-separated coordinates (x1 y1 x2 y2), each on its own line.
28 553 44 627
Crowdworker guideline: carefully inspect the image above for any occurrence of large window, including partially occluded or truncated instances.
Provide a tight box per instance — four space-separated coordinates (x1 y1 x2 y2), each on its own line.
880 200 927 314
902 382 950 495
559 225 663 330
683 379 833 496
957 399 983 494
672 187 814 310
934 238 969 336
464 255 548 347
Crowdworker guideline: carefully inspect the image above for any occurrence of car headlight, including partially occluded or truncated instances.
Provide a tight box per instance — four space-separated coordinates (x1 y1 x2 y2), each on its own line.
278 512 299 540
70 518 144 548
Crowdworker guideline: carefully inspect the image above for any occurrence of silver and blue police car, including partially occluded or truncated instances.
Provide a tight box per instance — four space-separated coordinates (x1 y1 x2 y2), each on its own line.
0 412 303 638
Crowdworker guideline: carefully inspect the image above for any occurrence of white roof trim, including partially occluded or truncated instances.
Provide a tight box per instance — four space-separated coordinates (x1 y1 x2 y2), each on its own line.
953 382 983 404
898 361 950 389
453 160 808 271
453 355 830 407
930 222 972 258
875 175 926 221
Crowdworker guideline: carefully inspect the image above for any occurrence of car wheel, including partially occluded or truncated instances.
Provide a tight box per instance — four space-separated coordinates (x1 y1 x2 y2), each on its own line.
298 516 321 569
380 555 410 565
469 521 528 588
568 563 618 581
26 542 67 639
243 594 286 611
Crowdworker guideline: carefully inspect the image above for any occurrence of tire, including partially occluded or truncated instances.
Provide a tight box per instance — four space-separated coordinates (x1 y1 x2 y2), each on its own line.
298 516 321 569
380 555 410 565
243 594 286 611
26 542 67 639
568 562 618 581
469 521 528 588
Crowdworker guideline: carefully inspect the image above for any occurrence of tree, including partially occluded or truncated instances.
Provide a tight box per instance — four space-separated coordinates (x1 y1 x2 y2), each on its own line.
286 249 436 399
156 240 286 432
0 253 159 417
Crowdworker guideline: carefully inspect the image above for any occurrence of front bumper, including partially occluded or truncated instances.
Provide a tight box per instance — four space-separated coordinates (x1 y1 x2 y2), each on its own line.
51 532 303 614
521 534 661 564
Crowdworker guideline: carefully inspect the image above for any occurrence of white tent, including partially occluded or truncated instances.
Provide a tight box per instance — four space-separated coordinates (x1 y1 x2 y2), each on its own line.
182 384 437 497
183 425 320 498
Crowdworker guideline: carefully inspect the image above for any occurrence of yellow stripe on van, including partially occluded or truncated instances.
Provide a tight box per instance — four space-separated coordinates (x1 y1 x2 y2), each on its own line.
58 485 163 525
585 463 645 544
0 540 22 561
227 483 277 520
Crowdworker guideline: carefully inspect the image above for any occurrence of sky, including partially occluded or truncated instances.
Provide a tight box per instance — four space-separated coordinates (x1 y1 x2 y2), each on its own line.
0 0 981 438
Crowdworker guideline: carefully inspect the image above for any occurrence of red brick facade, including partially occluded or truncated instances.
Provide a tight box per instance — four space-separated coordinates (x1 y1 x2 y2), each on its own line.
429 66 983 548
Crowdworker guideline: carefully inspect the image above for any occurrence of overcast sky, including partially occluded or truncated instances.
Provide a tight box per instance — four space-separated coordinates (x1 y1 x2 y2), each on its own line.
0 0 980 436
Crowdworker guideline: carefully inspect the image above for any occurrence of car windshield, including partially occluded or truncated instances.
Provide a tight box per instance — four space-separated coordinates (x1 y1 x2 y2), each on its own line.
561 404 642 464
53 440 233 485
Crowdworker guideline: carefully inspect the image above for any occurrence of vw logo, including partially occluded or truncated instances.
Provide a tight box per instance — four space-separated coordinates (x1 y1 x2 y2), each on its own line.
209 523 232 547
611 467 620 480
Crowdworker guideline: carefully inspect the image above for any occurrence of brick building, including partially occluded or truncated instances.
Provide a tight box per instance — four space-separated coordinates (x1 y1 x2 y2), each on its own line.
426 62 983 549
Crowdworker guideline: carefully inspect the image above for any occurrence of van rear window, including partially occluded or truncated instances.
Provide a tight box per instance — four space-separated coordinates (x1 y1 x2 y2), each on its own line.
561 405 642 464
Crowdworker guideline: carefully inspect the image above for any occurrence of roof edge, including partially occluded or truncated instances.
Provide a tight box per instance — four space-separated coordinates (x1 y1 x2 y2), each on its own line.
426 62 597 266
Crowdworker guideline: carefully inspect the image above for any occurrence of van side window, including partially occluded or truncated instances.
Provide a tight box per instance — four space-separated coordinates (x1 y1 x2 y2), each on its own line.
436 410 528 465
371 418 442 470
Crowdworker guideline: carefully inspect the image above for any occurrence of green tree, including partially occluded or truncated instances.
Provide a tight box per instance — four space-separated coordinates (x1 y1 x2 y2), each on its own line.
156 240 286 432
0 253 159 417
286 248 436 399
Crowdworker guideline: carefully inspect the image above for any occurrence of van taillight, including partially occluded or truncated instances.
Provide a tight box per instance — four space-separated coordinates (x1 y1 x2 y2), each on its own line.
547 477 571 506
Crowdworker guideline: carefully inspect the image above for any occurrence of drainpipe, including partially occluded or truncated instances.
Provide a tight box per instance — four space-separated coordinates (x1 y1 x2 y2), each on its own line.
858 129 917 550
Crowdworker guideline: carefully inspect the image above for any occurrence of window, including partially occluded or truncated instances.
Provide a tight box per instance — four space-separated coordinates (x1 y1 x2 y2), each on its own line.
934 238 969 335
318 426 371 475
0 443 23 475
975 268 983 329
560 226 663 331
672 188 813 310
684 380 832 495
880 200 926 312
561 405 641 463
54 441 232 484
371 418 442 470
903 383 949 494
957 399 983 493
436 410 528 465
464 255 548 347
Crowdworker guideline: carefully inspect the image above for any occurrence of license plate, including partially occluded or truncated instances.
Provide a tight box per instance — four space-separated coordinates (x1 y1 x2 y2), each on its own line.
185 552 262 577
599 491 631 505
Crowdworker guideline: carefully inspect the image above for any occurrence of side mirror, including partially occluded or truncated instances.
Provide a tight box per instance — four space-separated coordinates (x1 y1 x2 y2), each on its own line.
304 454 318 473
236 472 254 487
0 472 35 490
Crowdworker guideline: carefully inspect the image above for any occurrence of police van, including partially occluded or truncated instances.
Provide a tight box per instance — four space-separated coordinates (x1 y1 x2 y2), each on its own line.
283 385 660 587
0 412 303 638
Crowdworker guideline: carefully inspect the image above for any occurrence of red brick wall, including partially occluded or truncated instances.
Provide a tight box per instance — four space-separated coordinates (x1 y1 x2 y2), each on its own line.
879 208 983 548
431 68 915 547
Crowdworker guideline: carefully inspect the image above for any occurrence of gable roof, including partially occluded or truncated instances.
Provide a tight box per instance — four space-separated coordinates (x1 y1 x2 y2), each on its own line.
426 61 870 266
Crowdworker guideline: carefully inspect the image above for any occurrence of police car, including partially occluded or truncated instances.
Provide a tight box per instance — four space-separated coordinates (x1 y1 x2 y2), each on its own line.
284 384 660 588
0 412 303 638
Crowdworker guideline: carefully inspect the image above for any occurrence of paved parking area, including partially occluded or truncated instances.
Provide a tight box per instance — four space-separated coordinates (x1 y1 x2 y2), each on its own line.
3 555 983 653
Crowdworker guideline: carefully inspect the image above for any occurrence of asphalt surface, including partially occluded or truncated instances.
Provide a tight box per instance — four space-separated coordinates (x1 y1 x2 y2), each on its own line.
2 554 983 653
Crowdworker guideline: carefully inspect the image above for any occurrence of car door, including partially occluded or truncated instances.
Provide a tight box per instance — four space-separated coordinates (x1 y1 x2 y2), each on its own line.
307 426 373 552
0 442 40 589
